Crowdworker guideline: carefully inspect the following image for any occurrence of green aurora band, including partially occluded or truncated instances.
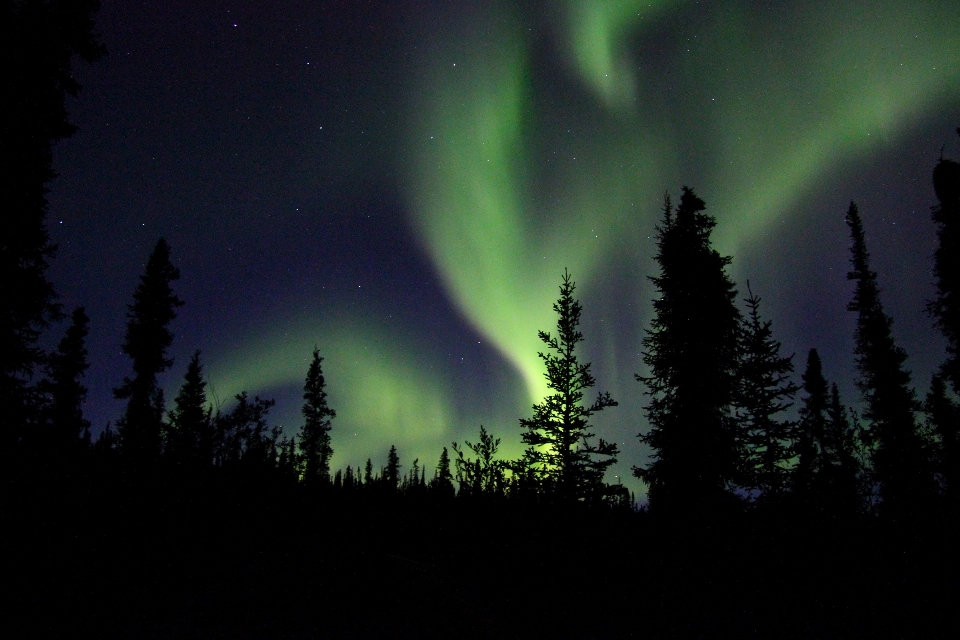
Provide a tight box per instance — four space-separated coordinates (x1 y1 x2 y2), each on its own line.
406 0 959 397
212 0 959 485
207 310 460 472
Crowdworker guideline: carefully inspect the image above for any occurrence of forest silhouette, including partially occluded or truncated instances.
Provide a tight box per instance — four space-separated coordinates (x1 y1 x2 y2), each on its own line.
5 3 959 638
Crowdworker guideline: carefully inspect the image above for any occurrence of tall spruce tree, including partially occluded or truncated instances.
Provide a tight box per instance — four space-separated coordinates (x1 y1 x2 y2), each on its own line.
296 347 336 487
165 350 211 467
793 349 829 508
734 285 798 505
43 306 92 458
634 189 741 515
384 445 401 490
519 270 618 503
929 132 960 392
845 202 933 519
3 0 104 456
364 458 374 486
431 446 455 498
114 239 184 463
824 382 863 515
926 373 959 510
927 131 960 511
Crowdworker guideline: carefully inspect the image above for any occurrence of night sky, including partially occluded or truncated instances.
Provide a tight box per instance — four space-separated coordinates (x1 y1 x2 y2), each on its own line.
46 0 960 498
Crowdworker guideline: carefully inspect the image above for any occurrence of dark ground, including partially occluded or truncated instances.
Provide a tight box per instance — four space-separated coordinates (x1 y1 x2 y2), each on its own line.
8 472 958 639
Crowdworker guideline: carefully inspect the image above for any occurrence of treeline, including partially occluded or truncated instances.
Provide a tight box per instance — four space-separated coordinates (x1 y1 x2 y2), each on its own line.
11 141 959 526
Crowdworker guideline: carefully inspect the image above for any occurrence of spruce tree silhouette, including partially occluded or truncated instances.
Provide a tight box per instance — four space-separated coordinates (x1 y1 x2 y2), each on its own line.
3 0 103 457
929 131 960 392
275 433 299 485
925 373 959 511
43 306 92 460
824 382 863 515
333 468 343 490
927 130 960 513
793 349 829 510
114 239 184 465
845 202 934 521
213 392 278 475
431 446 455 498
364 458 374 486
519 270 618 503
635 189 741 516
453 426 507 498
385 445 401 491
795 351 865 516
165 350 211 469
296 347 336 488
401 458 429 497
734 285 798 506
343 464 357 491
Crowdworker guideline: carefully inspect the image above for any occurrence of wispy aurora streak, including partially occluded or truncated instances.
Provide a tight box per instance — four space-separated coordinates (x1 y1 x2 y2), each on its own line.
406 0 959 405
695 2 960 257
406 1 662 404
562 0 669 110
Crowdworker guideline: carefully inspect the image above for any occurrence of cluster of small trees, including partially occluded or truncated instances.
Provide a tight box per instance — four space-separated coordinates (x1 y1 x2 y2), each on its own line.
111 254 346 489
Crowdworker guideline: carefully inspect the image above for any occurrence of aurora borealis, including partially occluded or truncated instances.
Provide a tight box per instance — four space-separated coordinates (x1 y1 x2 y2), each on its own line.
47 0 960 497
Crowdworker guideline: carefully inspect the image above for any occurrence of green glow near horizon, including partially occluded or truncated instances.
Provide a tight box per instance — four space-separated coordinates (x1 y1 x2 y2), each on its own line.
205 312 455 472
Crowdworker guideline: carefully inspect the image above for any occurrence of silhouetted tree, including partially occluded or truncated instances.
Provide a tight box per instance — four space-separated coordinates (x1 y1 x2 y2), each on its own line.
164 350 211 467
927 132 960 513
384 445 401 490
734 285 798 505
402 458 427 497
213 392 279 475
42 306 91 458
929 134 960 392
926 373 959 510
276 434 299 485
845 202 934 519
93 421 117 456
520 270 618 503
793 349 829 508
296 347 336 487
431 446 455 498
114 239 184 464
343 464 357 491
823 382 864 515
3 0 104 455
364 458 374 486
635 189 741 515
453 426 507 498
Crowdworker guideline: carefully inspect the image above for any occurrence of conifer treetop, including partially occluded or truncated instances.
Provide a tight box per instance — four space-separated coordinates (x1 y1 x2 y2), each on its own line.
520 269 618 503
